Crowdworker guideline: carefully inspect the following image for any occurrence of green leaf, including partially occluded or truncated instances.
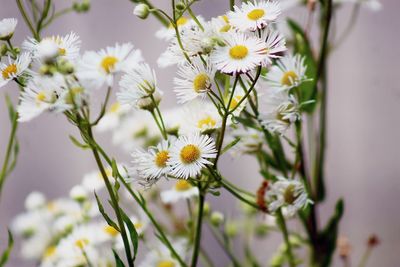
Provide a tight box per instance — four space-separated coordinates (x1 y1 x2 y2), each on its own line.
69 135 90 149
319 199 344 267
287 19 318 113
221 137 241 155
94 192 120 231
113 249 126 267
0 230 14 267
4 94 16 122
120 209 139 261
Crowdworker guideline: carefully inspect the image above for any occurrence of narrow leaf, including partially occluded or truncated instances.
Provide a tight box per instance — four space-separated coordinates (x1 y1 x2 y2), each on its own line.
94 192 120 231
0 230 14 267
113 249 126 267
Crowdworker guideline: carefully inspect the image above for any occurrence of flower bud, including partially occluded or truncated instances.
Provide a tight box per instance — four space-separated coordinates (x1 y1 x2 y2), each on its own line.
24 191 46 210
137 91 162 111
57 58 75 74
210 211 224 226
175 2 186 11
224 222 238 237
133 4 150 20
70 185 88 203
203 202 210 216
0 44 7 56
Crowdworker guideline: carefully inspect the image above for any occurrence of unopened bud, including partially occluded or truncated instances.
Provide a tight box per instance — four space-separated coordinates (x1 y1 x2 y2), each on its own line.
175 2 186 11
0 44 7 56
57 58 75 74
70 185 88 203
133 4 150 19
225 222 238 237
210 211 224 226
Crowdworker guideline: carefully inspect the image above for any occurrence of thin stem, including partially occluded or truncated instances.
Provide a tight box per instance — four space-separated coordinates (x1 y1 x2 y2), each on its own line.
42 7 74 29
312 0 333 201
141 0 169 27
187 6 204 31
91 86 112 126
207 222 241 267
358 248 371 267
16 0 38 39
219 179 261 211
88 140 188 267
0 110 18 199
277 210 296 267
190 188 205 267
86 126 134 267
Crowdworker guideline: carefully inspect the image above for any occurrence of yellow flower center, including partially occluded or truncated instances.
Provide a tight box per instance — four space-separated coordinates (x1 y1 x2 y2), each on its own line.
283 184 297 204
281 71 299 86
197 116 216 129
229 95 243 111
157 260 175 267
2 64 17 79
59 48 66 56
221 15 229 23
101 56 118 73
175 180 192 191
75 238 89 249
43 246 56 259
180 144 200 164
247 9 265 20
104 225 119 237
177 17 188 26
155 150 170 168
134 222 143 230
219 24 231 32
36 91 47 102
110 102 120 113
193 73 210 93
229 45 248 60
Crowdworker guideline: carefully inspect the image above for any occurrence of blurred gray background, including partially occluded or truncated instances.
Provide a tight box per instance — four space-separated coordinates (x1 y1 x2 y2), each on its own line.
0 0 399 266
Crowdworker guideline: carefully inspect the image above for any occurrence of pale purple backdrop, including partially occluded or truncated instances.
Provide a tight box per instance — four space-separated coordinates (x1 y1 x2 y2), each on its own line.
0 0 399 266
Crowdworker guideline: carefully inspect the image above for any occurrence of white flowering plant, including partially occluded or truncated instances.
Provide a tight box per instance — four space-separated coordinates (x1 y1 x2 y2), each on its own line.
0 0 381 267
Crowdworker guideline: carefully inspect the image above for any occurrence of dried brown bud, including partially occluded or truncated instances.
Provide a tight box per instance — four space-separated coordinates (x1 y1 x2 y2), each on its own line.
256 180 269 213
367 234 380 247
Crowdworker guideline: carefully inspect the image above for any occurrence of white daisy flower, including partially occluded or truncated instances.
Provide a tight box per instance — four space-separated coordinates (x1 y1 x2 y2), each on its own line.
267 176 313 217
138 239 188 267
260 91 300 134
112 111 160 152
17 76 70 122
23 32 81 61
256 29 286 66
179 101 222 135
0 18 17 40
130 139 171 185
210 32 267 74
76 42 142 90
161 180 199 204
0 52 31 88
228 0 281 32
95 102 130 132
155 16 193 41
210 15 233 34
81 165 126 192
168 133 217 179
227 126 264 156
116 63 162 109
265 54 308 91
174 58 216 103
24 191 46 211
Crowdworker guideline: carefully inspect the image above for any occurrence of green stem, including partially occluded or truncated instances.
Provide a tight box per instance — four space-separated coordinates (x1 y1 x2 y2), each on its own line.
277 210 296 267
0 111 18 199
219 179 260 211
207 222 241 267
88 139 188 267
141 0 169 27
16 0 38 39
358 247 372 267
86 125 134 267
229 0 235 11
190 188 205 267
